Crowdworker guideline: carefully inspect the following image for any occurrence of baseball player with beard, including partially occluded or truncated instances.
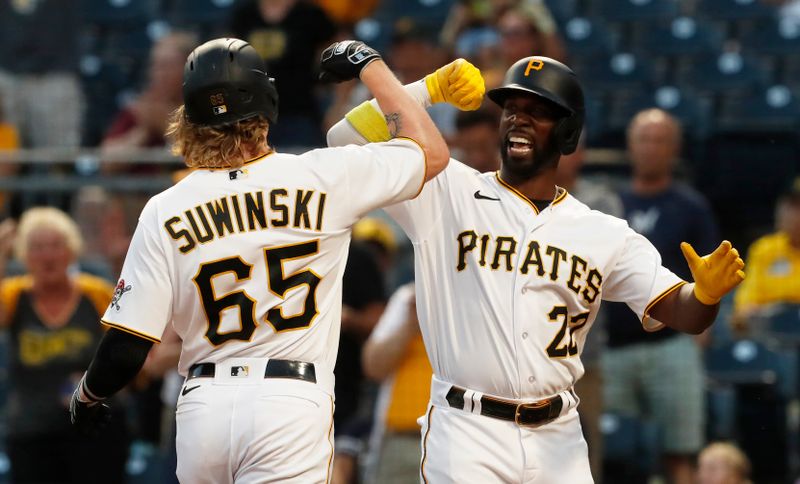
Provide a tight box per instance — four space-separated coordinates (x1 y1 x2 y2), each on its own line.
68 38 448 484
327 57 745 483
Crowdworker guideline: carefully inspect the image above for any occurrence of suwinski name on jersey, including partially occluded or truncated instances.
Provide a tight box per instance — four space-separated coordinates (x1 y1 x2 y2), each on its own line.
163 188 328 254
456 230 602 305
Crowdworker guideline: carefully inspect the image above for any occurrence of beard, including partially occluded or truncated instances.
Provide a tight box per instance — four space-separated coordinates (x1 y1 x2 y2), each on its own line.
500 137 561 179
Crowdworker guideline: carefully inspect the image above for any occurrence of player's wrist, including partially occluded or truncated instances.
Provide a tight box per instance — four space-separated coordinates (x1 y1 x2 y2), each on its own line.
424 71 446 104
692 283 720 306
76 373 105 405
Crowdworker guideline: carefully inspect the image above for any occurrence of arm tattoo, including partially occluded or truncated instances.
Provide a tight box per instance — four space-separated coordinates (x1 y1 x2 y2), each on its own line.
384 112 401 138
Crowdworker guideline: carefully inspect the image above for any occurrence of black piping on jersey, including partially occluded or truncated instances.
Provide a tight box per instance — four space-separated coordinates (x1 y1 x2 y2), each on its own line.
420 406 435 484
494 172 569 214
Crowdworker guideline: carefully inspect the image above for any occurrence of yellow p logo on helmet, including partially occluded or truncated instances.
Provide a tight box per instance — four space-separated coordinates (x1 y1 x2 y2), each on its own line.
524 59 545 76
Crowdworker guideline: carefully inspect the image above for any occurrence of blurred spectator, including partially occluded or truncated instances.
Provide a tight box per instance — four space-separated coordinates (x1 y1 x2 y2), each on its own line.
555 133 622 483
331 241 387 484
100 32 197 174
733 178 800 326
353 217 399 278
362 284 430 484
603 109 719 484
0 208 129 483
696 442 752 484
230 0 337 147
315 0 378 27
0 93 20 218
0 0 83 148
452 107 501 173
442 1 565 87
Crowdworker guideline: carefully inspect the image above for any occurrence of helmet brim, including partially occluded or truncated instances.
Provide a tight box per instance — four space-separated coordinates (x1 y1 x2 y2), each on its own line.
487 85 573 117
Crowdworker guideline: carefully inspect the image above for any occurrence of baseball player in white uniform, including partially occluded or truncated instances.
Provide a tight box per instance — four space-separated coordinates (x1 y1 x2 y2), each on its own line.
327 57 746 483
68 38 449 484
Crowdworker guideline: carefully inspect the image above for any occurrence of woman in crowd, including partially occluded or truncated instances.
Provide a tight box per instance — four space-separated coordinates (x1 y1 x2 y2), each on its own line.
0 207 129 483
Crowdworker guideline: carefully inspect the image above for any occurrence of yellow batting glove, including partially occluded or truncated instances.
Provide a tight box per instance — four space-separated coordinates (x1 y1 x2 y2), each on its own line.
680 240 746 305
424 58 485 111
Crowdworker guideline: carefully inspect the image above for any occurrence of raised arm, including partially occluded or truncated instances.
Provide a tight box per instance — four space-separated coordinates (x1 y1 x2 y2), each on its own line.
325 52 485 172
319 40 449 179
649 241 746 334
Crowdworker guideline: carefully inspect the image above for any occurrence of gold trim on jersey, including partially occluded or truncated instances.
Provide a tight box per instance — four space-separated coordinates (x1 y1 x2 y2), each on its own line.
494 173 569 214
642 281 688 332
420 405 435 484
100 319 162 343
243 150 275 166
394 136 428 199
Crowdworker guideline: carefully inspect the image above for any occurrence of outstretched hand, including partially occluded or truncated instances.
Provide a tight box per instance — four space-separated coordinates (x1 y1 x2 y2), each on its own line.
424 58 485 111
680 240 746 305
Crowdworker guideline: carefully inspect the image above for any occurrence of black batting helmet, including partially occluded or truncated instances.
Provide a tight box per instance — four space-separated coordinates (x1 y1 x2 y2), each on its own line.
487 57 584 155
183 38 278 127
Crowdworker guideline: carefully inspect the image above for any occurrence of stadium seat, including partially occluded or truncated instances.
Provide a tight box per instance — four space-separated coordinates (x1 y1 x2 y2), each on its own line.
705 339 796 399
544 0 578 25
167 0 236 25
639 17 724 58
678 52 769 95
764 304 800 346
574 52 655 94
697 0 777 21
741 17 800 56
606 85 712 138
601 412 661 484
562 17 617 58
706 385 737 440
716 85 800 133
81 0 154 26
593 0 678 22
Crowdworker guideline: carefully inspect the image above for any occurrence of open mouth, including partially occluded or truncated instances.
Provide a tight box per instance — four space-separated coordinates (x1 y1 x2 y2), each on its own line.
507 135 533 157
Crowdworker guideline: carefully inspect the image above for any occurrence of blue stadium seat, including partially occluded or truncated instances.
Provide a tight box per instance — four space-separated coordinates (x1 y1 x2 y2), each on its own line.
764 304 800 346
640 17 724 58
574 52 655 94
741 18 800 56
82 0 154 26
705 339 797 399
168 0 236 25
716 85 800 133
606 85 713 138
601 412 661 483
678 52 769 95
562 17 617 58
697 0 777 21
706 385 737 440
594 0 678 22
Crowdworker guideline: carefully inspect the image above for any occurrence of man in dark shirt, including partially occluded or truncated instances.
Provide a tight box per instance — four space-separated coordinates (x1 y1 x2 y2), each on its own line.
229 0 337 147
603 109 720 484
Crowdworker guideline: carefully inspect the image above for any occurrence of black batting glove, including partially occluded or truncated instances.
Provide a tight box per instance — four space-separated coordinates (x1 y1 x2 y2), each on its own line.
69 385 112 436
319 40 382 83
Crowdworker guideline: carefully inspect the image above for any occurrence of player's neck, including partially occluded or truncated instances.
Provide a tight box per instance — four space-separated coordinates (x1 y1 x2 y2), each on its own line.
499 168 558 201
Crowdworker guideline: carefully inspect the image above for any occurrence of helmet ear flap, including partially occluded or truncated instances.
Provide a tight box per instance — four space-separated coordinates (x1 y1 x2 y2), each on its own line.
555 114 582 155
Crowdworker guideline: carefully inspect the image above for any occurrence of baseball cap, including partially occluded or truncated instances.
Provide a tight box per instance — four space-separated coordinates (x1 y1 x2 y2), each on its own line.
353 218 397 254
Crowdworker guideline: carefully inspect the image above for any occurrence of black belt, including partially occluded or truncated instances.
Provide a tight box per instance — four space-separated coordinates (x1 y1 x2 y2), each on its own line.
187 359 317 384
445 385 564 426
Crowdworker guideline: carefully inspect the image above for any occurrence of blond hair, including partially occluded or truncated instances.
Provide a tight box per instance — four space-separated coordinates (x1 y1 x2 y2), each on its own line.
15 206 83 262
166 105 270 169
699 442 751 483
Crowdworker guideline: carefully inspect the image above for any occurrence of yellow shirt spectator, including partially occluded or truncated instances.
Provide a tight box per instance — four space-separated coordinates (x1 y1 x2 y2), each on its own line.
734 232 800 312
0 122 19 150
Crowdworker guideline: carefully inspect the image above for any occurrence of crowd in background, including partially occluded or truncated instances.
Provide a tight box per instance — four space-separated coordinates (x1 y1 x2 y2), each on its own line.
0 0 799 483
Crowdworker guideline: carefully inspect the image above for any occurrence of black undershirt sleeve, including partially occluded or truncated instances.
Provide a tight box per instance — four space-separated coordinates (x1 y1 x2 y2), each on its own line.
84 327 154 399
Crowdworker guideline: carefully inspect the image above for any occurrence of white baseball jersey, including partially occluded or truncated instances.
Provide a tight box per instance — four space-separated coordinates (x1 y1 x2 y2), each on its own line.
101 139 425 379
385 160 685 401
